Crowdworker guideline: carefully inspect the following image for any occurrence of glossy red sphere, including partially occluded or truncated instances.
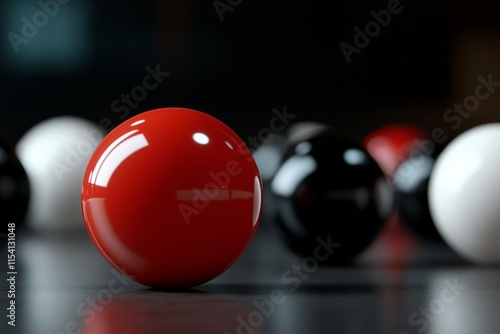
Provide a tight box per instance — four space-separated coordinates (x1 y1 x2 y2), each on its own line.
362 124 429 179
81 108 263 288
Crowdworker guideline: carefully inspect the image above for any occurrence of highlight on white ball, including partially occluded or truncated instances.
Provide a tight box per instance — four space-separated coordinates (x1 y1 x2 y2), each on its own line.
429 123 500 264
16 116 104 233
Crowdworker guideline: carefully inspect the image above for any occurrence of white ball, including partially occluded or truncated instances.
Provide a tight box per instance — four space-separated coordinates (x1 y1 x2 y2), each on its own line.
286 121 330 145
253 134 288 182
429 123 500 264
16 117 103 233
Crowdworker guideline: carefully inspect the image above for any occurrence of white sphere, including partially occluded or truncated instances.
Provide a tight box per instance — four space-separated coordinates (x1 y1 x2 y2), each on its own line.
429 123 500 264
16 116 103 233
286 121 330 145
253 134 288 182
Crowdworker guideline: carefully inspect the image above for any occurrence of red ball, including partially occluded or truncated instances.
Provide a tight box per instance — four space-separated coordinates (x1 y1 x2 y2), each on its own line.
81 108 263 288
362 124 429 179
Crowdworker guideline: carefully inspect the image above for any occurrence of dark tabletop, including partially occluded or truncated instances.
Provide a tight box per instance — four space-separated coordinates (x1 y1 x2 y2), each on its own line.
1 217 499 334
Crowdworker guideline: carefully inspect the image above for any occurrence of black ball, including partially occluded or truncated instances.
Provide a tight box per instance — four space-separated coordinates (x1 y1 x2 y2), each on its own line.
0 135 30 240
393 149 442 241
270 132 393 264
253 122 331 184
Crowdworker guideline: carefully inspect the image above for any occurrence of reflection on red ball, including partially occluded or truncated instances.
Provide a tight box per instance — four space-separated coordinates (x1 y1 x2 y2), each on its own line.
82 108 262 288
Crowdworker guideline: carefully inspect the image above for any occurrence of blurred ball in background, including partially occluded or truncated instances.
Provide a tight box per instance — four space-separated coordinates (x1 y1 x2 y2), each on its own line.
0 134 30 238
429 123 500 264
16 116 103 234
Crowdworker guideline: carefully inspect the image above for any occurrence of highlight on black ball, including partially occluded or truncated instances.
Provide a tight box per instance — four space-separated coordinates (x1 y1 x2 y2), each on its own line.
270 131 393 264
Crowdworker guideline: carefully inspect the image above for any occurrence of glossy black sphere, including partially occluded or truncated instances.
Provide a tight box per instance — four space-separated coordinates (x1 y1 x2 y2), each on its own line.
271 132 392 264
254 124 331 224
0 135 30 240
393 150 442 241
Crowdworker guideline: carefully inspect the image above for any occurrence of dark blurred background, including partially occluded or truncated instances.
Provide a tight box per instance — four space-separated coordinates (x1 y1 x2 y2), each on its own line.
1 0 499 142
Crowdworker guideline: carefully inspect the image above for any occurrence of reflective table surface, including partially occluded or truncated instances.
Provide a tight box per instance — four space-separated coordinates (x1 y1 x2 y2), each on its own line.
1 218 499 334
